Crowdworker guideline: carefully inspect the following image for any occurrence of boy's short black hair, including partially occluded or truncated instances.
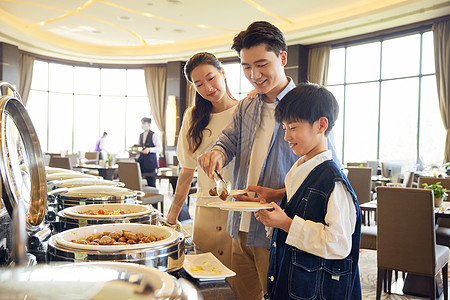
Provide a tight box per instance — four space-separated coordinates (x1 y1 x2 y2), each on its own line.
232 21 287 55
141 117 152 123
275 83 339 136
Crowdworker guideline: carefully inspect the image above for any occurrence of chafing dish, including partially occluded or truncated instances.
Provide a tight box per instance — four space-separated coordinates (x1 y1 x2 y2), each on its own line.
57 203 160 230
0 262 202 300
47 177 124 190
46 172 100 181
47 223 185 272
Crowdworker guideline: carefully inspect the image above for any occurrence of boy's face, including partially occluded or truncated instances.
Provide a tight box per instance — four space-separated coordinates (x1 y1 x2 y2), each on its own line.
282 118 328 158
240 44 287 101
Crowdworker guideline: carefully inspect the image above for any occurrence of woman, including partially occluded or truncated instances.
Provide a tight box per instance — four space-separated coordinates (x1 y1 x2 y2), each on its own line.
166 52 239 268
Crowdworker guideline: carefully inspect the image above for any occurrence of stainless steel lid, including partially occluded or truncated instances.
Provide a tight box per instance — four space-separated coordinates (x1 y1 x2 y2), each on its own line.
58 185 144 201
51 178 125 189
46 172 99 181
0 82 47 228
0 262 201 299
45 166 77 174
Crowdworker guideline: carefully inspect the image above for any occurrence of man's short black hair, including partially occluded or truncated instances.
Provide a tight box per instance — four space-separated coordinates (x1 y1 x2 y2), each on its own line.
232 21 287 55
275 83 339 136
141 117 152 123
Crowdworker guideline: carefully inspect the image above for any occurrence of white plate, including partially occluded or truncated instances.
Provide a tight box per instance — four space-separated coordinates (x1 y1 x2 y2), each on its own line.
207 201 272 212
62 203 152 219
52 223 179 252
190 190 246 199
183 252 235 281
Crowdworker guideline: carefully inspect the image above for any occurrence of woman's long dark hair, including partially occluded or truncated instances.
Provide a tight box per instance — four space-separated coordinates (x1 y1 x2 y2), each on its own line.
184 52 233 152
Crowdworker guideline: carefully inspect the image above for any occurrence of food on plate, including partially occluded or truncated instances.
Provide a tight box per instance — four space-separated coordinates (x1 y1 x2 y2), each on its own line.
70 230 165 246
219 189 229 201
78 208 128 215
209 187 218 196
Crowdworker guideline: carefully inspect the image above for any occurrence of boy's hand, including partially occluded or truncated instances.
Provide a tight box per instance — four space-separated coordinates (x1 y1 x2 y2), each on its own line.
255 202 292 233
233 186 274 203
198 150 225 179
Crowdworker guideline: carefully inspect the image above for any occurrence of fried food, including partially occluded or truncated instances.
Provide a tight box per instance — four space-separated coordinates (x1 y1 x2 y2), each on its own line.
209 187 218 196
70 230 165 246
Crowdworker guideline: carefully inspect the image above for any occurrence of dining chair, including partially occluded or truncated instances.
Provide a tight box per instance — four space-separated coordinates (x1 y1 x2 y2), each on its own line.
84 152 99 164
419 177 450 248
117 162 164 212
367 160 380 176
347 162 368 167
376 187 449 300
49 156 72 170
381 160 403 183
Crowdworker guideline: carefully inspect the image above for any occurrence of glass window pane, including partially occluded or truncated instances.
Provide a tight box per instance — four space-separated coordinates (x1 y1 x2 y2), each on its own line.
382 34 420 79
222 63 241 96
346 42 380 83
328 48 345 85
343 82 379 162
48 93 73 153
49 63 73 93
73 95 99 152
26 90 48 152
100 96 126 153
240 67 254 95
419 75 445 165
379 78 418 163
101 69 126 96
126 97 152 149
74 66 100 95
421 31 435 75
326 85 344 162
127 69 147 97
31 61 48 90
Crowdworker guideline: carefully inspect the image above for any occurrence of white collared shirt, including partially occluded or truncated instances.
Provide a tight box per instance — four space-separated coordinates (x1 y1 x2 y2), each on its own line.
283 150 357 259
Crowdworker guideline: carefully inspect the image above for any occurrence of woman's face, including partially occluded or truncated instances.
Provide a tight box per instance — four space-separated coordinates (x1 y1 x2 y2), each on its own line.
190 64 227 104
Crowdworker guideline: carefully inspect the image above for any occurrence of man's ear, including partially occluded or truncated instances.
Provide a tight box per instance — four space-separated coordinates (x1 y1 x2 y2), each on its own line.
317 117 329 134
280 51 287 67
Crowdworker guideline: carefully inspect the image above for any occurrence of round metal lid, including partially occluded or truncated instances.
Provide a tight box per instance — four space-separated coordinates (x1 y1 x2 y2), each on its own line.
0 84 47 228
52 178 125 189
45 166 77 174
0 262 187 299
59 185 142 201
46 172 99 181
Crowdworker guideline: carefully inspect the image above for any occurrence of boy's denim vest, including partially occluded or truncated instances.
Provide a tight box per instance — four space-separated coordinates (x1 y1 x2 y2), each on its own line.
265 160 362 300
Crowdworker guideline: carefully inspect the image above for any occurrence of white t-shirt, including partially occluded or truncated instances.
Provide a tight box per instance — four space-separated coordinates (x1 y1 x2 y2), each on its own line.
283 150 357 259
177 105 237 204
240 101 276 232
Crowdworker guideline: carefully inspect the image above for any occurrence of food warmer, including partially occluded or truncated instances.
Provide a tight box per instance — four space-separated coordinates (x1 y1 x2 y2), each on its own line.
46 171 100 182
49 177 125 189
56 203 160 231
0 262 202 300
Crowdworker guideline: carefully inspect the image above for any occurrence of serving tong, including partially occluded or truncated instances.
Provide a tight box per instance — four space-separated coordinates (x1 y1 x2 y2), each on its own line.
213 170 231 200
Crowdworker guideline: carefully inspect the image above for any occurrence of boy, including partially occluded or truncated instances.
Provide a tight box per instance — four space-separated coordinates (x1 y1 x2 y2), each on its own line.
254 83 362 299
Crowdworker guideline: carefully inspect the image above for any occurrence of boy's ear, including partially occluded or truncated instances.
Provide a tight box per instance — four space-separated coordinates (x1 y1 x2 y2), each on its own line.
317 117 328 134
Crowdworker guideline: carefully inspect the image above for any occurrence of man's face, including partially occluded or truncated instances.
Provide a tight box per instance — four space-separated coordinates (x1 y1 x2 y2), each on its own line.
240 44 287 100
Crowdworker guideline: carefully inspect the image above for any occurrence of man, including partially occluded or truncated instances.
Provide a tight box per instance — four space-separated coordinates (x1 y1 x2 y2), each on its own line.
138 117 162 187
198 21 339 300
94 132 108 160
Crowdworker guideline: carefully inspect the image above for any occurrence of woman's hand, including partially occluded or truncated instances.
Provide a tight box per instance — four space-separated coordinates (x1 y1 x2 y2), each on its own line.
247 89 258 99
255 202 292 233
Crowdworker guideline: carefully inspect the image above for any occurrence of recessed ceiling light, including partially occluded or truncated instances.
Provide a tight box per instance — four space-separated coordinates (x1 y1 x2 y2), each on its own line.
173 29 185 33
147 2 153 5
92 30 102 34
167 0 182 4
118 16 132 21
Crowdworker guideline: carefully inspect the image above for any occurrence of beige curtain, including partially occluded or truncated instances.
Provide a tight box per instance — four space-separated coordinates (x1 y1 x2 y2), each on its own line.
433 20 450 162
186 81 196 109
307 45 331 86
18 53 34 105
144 66 167 153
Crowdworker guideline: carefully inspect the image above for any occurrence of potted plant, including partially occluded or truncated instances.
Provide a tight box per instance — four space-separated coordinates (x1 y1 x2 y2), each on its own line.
105 155 113 167
423 182 448 207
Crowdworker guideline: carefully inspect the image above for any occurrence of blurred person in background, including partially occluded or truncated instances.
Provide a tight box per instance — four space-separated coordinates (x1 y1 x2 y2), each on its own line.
94 132 108 160
137 117 162 187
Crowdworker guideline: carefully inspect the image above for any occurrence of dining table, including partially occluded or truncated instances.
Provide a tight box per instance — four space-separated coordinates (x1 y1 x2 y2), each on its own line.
73 164 118 180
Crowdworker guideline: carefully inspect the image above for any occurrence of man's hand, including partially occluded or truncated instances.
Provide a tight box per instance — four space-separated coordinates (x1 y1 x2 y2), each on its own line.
233 186 285 203
198 150 225 179
141 148 150 154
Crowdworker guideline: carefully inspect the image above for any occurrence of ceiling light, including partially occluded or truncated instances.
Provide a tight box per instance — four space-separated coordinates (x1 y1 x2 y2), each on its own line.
173 29 185 33
118 16 132 21
167 0 182 4
147 2 153 5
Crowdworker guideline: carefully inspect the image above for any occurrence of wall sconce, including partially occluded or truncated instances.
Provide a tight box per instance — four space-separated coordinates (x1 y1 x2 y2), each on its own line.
165 95 177 147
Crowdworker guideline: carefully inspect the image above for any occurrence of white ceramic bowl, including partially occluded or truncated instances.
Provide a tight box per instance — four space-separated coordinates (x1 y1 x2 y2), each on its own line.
53 223 179 252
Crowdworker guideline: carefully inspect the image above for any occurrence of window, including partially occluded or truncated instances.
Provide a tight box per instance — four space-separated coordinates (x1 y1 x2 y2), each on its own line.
27 61 156 155
222 62 254 100
327 30 445 166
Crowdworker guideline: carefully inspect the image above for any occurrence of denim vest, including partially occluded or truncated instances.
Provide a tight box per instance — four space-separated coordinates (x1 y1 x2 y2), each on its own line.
265 160 362 300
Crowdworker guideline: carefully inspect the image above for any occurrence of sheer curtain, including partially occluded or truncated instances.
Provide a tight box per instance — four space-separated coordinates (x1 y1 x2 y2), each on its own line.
186 81 196 109
433 20 450 162
18 53 34 105
144 66 167 153
307 45 331 86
